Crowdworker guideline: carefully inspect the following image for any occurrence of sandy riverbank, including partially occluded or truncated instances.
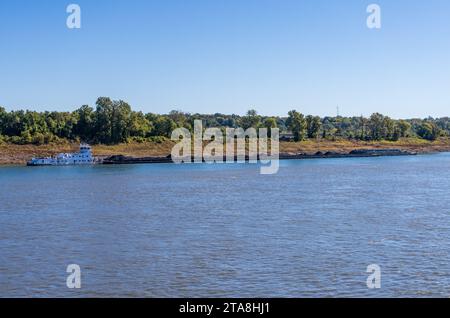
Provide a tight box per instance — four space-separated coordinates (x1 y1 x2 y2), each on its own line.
1 138 450 165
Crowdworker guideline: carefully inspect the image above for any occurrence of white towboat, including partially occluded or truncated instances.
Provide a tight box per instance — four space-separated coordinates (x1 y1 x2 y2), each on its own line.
27 144 95 166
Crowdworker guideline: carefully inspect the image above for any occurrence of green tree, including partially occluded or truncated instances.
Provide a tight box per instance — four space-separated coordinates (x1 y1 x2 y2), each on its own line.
239 109 261 130
111 100 132 143
358 116 368 140
397 120 411 138
286 110 307 142
153 116 177 137
383 116 396 140
46 111 76 139
168 110 191 130
368 113 386 141
129 111 152 138
4 98 450 145
95 97 114 143
74 105 94 141
306 115 322 139
263 117 278 138
417 122 440 141
263 117 277 129
0 106 7 136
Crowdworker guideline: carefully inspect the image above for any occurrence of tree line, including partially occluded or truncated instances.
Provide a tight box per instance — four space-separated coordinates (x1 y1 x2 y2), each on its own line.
0 97 448 145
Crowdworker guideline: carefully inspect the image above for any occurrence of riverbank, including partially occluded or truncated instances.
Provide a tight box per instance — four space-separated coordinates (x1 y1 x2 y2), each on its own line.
1 137 450 165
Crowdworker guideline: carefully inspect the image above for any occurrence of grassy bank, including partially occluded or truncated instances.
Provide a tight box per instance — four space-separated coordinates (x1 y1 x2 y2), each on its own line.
1 138 450 165
280 138 450 154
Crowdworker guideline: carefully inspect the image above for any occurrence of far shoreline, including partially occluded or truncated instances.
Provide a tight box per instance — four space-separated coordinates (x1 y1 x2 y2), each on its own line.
2 137 450 166
0 151 444 169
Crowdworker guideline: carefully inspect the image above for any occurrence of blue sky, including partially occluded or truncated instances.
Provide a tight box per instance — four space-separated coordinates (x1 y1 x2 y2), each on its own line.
1 0 449 118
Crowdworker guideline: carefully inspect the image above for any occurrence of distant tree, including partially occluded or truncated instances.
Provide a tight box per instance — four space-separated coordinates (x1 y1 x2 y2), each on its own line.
145 113 159 124
263 117 278 138
73 105 94 141
306 115 322 139
397 120 412 138
383 116 396 141
46 111 76 139
0 106 6 136
263 117 277 129
95 97 114 143
111 100 132 143
129 111 152 138
368 113 387 140
358 116 368 140
417 122 440 141
239 109 261 130
20 130 32 144
321 117 336 139
153 116 177 137
3 98 450 145
286 110 307 142
32 132 45 145
168 110 191 130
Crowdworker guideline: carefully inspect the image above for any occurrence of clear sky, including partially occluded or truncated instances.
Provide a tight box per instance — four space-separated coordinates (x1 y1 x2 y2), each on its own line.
1 0 449 118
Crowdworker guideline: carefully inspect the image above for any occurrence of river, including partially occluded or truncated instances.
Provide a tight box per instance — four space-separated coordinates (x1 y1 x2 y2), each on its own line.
1 153 450 297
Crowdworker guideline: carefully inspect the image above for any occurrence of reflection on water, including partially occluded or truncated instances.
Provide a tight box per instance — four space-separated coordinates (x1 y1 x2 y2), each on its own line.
1 154 450 297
